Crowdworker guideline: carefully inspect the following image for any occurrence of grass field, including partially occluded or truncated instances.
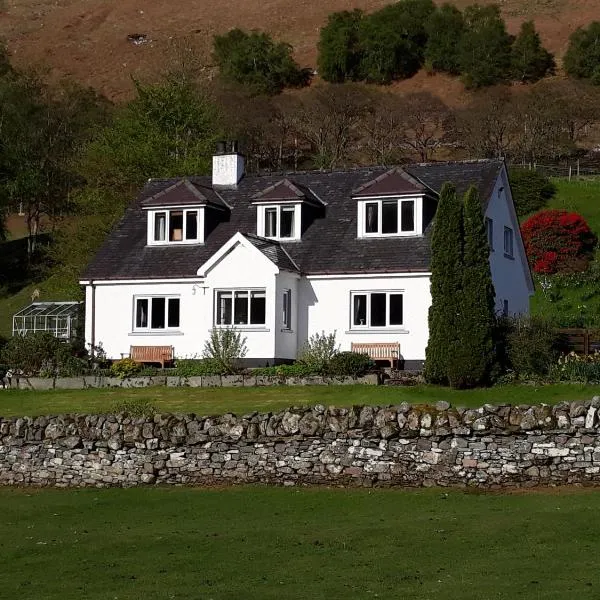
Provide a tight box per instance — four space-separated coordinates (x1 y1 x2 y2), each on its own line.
1 383 599 417
1 485 600 600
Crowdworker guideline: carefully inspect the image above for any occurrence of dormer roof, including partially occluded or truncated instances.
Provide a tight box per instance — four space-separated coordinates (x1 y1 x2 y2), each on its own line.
251 178 324 207
141 178 229 210
352 168 432 198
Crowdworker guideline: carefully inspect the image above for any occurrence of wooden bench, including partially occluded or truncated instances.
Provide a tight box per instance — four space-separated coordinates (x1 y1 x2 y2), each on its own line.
351 342 400 368
129 345 174 369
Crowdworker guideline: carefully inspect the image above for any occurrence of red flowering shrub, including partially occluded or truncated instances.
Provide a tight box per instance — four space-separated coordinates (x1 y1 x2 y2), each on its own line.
521 210 597 274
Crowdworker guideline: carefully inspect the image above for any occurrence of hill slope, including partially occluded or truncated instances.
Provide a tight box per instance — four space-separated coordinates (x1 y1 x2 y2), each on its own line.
1 0 597 101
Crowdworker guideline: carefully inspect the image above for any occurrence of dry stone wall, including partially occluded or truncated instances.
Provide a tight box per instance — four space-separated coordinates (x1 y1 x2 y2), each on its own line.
4 399 600 488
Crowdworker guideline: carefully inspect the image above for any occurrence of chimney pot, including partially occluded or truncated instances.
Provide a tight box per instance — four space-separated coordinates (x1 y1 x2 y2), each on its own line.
215 140 226 155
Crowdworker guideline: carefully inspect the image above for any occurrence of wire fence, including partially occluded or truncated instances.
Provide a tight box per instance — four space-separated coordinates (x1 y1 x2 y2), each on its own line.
510 161 600 180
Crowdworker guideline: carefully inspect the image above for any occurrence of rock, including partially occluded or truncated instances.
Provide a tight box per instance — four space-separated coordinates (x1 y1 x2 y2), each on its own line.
299 413 321 436
434 401 451 411
281 412 301 435
585 407 597 429
107 434 123 451
44 422 64 440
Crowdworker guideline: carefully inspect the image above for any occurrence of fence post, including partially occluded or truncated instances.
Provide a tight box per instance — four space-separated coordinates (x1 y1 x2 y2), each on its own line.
569 165 572 181
577 159 580 177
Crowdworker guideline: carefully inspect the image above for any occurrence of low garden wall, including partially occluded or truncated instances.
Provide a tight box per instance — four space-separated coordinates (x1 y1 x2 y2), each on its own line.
13 373 380 390
4 399 600 489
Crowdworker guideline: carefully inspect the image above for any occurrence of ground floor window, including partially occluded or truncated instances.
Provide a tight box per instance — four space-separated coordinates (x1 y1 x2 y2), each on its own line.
282 289 292 329
134 296 180 330
351 291 403 328
215 289 266 326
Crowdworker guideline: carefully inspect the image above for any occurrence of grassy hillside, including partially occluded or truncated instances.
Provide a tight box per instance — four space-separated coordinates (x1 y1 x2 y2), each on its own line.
0 0 590 103
529 177 600 328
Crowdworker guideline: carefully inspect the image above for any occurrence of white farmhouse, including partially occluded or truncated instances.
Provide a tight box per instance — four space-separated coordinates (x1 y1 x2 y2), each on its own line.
80 144 533 369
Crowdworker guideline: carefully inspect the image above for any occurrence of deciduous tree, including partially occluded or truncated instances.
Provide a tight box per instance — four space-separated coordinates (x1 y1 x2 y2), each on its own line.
424 3 464 74
511 21 555 83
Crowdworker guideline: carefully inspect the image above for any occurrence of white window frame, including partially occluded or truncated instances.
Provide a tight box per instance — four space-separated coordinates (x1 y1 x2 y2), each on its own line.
282 288 292 330
257 203 301 240
485 217 494 251
350 290 404 329
214 288 267 327
358 197 419 238
133 296 181 331
503 226 514 258
147 207 204 246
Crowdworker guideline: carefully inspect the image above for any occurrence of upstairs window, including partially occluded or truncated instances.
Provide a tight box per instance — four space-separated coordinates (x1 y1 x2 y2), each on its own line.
363 199 415 236
215 289 266 326
485 218 494 251
351 291 403 328
261 205 297 240
504 226 514 258
152 209 201 244
134 296 180 330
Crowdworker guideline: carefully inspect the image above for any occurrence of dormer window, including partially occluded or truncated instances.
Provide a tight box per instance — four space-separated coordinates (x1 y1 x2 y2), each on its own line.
262 205 299 240
353 168 429 239
153 209 200 243
141 178 230 246
252 178 325 242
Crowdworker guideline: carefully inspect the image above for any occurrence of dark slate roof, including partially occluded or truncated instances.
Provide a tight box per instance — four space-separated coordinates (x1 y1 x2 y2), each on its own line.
140 178 229 210
244 234 300 273
82 160 503 280
352 168 428 197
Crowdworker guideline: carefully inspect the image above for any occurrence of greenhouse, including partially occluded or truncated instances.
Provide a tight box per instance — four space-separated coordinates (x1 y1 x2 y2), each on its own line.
12 302 82 340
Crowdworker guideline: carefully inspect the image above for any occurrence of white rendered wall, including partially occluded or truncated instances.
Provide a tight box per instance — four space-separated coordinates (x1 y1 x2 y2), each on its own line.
86 281 205 360
299 274 432 362
203 241 277 360
485 168 533 315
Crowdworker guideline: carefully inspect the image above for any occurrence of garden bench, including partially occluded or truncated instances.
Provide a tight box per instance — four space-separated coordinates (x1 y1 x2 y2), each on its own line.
129 345 174 369
350 342 400 368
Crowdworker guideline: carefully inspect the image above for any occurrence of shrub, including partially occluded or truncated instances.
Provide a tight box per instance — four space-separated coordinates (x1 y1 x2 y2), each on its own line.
317 10 364 83
252 363 315 377
550 352 600 383
174 358 222 377
510 21 555 83
203 328 248 374
508 169 556 217
357 0 435 84
424 3 464 75
111 398 157 417
521 209 597 274
213 28 311 95
110 357 142 379
564 22 600 83
327 351 372 377
506 315 560 378
0 332 73 376
458 5 512 88
297 331 339 374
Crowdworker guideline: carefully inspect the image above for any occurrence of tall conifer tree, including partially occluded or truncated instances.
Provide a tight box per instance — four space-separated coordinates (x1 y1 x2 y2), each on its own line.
424 183 463 384
447 186 496 388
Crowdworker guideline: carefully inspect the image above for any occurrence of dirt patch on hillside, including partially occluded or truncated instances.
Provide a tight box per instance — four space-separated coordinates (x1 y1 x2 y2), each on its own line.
1 0 599 101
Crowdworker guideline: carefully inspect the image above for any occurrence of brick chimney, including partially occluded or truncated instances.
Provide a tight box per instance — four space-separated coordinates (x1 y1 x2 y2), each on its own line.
212 140 245 188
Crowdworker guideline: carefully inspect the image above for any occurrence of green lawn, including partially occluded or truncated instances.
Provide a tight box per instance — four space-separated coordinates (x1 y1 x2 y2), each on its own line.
1 485 600 599
1 383 599 417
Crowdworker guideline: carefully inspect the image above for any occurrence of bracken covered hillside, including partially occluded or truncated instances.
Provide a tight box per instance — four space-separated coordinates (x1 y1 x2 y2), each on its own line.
1 0 598 101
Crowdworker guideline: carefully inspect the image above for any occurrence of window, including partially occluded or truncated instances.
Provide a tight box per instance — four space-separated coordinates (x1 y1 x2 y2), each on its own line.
485 218 494 251
134 297 180 330
262 206 296 239
216 289 266 326
351 292 403 328
282 289 292 329
362 199 415 236
152 209 200 243
504 226 514 258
